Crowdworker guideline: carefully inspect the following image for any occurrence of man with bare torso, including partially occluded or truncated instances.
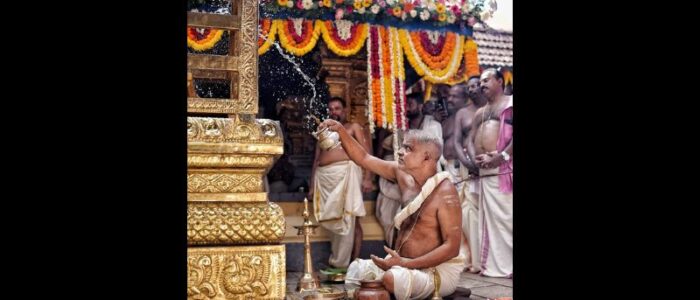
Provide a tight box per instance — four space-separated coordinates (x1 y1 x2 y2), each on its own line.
468 69 513 278
453 76 488 273
441 84 469 199
375 93 445 249
309 97 374 269
319 118 466 299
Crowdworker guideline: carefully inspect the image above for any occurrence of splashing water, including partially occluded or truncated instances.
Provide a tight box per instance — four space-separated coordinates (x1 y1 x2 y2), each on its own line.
271 43 316 110
259 22 328 133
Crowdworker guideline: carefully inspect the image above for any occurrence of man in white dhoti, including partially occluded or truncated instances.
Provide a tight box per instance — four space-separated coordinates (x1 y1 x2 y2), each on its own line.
318 121 466 300
468 69 513 278
454 76 488 273
309 97 374 268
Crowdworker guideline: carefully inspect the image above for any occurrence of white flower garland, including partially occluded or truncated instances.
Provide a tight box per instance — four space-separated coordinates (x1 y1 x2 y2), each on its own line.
377 26 387 128
366 26 375 134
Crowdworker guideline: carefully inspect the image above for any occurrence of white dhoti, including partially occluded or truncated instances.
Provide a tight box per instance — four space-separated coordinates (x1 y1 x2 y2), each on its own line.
479 167 513 277
461 178 481 272
444 159 468 196
347 254 466 300
376 176 402 248
313 160 366 268
348 172 467 299
445 159 482 271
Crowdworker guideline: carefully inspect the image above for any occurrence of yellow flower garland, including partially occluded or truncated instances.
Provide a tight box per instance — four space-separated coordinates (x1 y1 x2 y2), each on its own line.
258 19 278 55
187 28 225 51
464 38 481 78
398 29 464 83
317 20 368 57
276 19 322 56
392 27 407 130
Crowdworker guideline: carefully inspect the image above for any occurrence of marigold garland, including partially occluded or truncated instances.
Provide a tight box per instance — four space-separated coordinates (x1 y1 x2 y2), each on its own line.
399 28 464 83
392 27 407 131
366 27 375 134
380 27 393 129
464 38 481 78
276 18 321 56
187 27 225 51
368 26 383 128
377 26 388 128
389 27 399 130
411 30 456 70
318 20 368 57
366 29 375 134
258 18 277 55
367 25 406 131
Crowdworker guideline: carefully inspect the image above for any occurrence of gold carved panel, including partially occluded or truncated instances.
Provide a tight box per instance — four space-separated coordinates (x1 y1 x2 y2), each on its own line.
187 116 283 149
187 0 258 114
188 154 274 169
188 202 286 245
188 245 286 300
188 169 265 193
187 192 268 202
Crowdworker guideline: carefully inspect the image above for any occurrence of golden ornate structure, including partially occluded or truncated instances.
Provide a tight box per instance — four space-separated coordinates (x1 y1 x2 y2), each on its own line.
187 116 283 146
187 1 258 115
188 192 269 202
188 202 286 245
188 154 275 169
187 1 286 298
187 245 286 300
188 172 265 194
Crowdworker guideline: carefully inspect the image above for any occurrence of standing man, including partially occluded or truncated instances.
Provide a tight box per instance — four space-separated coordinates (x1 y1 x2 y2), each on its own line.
453 76 488 273
309 97 374 269
441 84 469 194
468 69 513 278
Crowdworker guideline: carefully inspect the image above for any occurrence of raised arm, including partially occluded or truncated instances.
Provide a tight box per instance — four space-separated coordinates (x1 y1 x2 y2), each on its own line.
319 119 397 181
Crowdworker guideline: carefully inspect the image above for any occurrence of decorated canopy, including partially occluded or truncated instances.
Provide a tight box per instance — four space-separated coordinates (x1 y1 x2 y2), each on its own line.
188 0 504 131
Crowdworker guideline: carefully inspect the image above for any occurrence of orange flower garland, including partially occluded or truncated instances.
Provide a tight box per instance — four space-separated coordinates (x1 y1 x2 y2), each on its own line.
381 26 393 128
368 26 382 129
258 18 277 55
399 29 464 83
276 18 321 56
367 26 405 131
390 27 407 131
464 38 481 78
410 30 456 70
318 20 368 57
187 27 225 51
